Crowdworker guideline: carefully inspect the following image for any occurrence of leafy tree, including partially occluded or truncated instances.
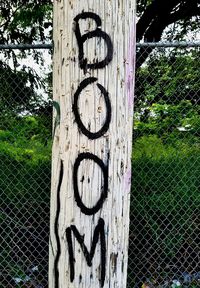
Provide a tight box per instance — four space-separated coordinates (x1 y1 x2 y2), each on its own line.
0 61 43 113
1 0 200 69
136 50 200 106
134 49 200 139
136 0 200 67
0 2 200 286
0 0 199 140
0 0 52 45
0 1 53 123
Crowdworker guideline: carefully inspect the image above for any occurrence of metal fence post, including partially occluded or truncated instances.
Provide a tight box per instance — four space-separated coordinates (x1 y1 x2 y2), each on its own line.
49 0 136 287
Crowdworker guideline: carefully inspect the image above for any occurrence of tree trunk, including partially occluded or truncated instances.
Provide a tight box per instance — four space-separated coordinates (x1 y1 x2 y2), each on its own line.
49 1 136 287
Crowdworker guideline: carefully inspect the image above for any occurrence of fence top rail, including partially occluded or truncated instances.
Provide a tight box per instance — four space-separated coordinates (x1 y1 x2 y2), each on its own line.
0 43 53 50
0 41 200 50
136 41 200 48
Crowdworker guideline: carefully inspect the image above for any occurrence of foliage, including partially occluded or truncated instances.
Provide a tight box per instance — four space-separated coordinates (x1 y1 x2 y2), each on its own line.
0 1 200 286
136 50 200 106
0 60 51 115
1 0 200 69
0 1 53 117
0 151 51 287
136 0 200 67
136 0 200 42
1 0 199 45
0 114 51 287
129 134 200 287
0 0 52 45
134 50 200 139
0 115 51 161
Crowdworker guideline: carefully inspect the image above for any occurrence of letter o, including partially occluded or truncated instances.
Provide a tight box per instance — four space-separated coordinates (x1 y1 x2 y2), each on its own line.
73 77 111 139
73 152 108 215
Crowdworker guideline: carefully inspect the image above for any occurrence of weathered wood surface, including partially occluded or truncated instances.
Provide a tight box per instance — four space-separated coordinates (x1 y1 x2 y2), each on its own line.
49 0 136 287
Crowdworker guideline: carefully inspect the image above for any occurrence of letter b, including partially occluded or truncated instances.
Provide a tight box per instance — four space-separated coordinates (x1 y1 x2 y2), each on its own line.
74 12 113 71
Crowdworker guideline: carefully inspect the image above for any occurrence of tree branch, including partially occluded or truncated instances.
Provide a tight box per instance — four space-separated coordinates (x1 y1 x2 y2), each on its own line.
136 0 200 68
136 0 180 41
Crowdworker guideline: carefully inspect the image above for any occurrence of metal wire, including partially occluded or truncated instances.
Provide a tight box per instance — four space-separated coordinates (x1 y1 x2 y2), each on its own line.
1 42 200 49
0 43 53 50
0 42 200 288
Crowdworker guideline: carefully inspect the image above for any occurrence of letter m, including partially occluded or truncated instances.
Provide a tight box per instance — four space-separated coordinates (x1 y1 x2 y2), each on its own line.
66 218 106 287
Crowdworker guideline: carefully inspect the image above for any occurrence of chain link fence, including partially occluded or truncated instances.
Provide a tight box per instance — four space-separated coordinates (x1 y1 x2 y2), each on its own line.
0 42 200 288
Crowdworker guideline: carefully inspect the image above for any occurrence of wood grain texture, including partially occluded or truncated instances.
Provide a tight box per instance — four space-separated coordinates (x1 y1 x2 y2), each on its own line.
49 1 136 287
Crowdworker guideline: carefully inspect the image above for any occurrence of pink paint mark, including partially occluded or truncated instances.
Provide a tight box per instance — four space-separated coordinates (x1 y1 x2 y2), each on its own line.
126 18 136 111
125 168 132 192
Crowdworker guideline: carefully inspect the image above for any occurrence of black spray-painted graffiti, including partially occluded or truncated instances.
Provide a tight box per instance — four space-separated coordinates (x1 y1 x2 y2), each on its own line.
66 218 106 287
73 152 109 215
74 12 113 72
54 161 64 288
54 11 113 288
72 77 111 139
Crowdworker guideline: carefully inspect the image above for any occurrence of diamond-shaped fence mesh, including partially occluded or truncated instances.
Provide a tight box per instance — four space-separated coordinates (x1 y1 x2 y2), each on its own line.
0 43 200 288
0 48 52 288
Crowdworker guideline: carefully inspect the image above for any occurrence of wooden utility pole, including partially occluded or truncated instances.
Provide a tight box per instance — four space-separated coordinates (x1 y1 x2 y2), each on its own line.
49 1 136 287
